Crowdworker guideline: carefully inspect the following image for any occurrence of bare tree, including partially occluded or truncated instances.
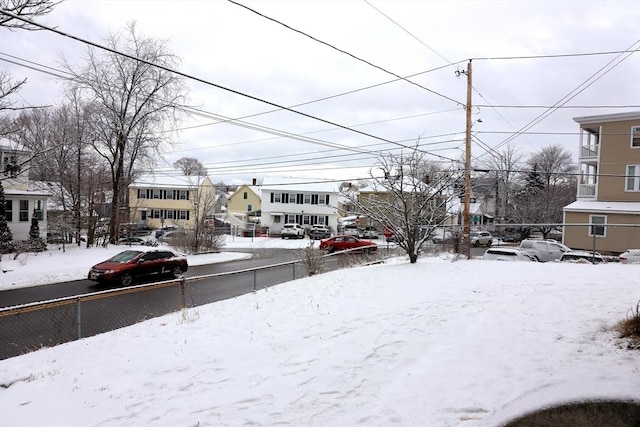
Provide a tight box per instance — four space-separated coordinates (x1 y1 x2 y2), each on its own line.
340 146 460 263
477 143 523 222
62 22 188 243
527 144 575 187
173 157 207 176
0 70 26 137
506 145 577 238
0 0 60 30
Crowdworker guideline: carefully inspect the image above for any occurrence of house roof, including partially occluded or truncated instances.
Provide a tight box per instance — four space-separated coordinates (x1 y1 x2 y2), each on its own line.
564 200 640 215
5 189 50 197
573 111 640 124
261 177 339 193
130 174 211 189
230 184 261 198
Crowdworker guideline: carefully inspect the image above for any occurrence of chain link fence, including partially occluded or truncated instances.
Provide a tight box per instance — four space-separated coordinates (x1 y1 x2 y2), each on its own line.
0 248 393 360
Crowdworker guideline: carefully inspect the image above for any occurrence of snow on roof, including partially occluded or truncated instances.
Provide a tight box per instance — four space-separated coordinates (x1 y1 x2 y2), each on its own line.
130 174 210 189
261 176 339 193
564 200 640 214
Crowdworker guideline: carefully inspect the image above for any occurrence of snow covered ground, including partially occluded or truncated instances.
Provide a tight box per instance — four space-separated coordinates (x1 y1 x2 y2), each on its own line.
0 236 639 426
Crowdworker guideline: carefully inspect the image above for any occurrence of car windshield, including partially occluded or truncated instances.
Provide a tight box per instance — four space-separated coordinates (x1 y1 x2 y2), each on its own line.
107 250 143 263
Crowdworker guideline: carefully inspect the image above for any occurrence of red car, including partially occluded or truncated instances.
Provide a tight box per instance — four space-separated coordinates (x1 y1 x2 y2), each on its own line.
319 235 377 254
88 249 188 287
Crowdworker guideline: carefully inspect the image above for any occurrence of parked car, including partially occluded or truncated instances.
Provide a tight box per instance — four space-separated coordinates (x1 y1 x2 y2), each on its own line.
155 226 178 239
619 249 640 264
358 226 379 239
280 223 305 239
431 228 456 244
319 235 377 254
309 226 331 240
483 247 536 262
342 224 360 237
559 250 605 264
519 239 570 262
118 236 154 246
470 231 493 247
87 249 188 287
157 230 190 243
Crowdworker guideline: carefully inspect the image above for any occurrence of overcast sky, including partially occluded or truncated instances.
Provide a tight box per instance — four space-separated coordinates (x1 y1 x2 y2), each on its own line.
1 0 639 185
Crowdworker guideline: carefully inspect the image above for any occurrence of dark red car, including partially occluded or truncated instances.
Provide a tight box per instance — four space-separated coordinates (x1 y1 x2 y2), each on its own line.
319 235 378 254
88 249 188 287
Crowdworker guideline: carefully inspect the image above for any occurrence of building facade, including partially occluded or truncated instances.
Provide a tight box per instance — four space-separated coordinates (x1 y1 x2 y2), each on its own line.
1 143 50 241
260 177 339 234
563 112 640 253
226 184 262 225
128 174 216 230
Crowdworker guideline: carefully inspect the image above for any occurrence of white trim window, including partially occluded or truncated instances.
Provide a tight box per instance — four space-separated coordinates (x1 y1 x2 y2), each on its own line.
288 193 296 204
273 193 281 203
631 126 640 148
626 165 640 191
303 194 311 204
589 215 607 237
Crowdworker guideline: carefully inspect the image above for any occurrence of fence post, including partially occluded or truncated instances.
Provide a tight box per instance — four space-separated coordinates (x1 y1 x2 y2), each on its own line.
253 270 257 291
180 276 187 309
76 296 82 340
293 262 296 280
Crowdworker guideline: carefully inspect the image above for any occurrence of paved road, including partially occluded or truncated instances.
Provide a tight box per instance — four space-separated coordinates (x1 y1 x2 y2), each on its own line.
0 248 298 308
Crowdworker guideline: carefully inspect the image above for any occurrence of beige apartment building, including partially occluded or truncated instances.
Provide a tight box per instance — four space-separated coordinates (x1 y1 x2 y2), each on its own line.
128 174 216 230
563 112 640 253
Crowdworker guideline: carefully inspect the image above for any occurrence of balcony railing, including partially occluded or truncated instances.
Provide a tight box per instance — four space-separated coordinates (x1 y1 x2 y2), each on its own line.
580 144 599 159
578 184 596 198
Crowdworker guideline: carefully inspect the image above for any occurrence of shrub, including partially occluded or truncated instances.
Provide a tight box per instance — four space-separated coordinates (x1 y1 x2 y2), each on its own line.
616 300 640 350
296 243 326 276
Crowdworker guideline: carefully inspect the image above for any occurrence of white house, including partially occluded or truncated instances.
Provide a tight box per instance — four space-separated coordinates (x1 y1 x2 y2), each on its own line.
1 142 50 241
260 177 340 233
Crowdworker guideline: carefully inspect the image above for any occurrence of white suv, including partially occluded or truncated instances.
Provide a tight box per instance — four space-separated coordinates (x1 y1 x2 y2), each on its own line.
470 231 493 247
280 223 305 239
519 239 570 262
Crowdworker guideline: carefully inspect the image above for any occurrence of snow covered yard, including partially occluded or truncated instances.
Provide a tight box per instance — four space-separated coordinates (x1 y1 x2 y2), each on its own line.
1 251 638 426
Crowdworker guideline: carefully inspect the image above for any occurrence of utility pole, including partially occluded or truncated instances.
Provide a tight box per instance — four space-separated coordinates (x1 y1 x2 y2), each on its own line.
463 60 472 259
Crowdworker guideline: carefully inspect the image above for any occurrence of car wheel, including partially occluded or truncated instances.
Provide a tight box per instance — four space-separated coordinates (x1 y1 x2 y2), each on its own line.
120 273 133 287
487 240 492 247
363 248 370 254
327 246 336 254
474 240 480 247
172 266 183 278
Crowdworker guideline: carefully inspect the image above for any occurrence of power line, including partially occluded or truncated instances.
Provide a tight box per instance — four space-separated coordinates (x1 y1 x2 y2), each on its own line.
226 0 465 106
0 9 462 163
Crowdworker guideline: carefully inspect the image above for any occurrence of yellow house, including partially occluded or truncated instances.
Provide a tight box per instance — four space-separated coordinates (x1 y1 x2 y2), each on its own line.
128 174 216 230
563 112 640 253
226 184 261 224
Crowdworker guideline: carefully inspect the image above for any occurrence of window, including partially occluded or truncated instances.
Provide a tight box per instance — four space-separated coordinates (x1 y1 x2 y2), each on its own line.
302 215 310 225
632 126 640 148
34 200 43 220
152 209 161 219
137 189 147 199
243 191 248 200
19 200 29 222
319 194 326 205
178 190 189 200
4 200 12 222
289 193 296 204
273 193 281 203
152 189 161 199
166 190 175 200
166 210 175 219
626 165 640 191
304 194 311 204
141 211 147 221
589 215 606 237
247 204 253 212
178 210 190 220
